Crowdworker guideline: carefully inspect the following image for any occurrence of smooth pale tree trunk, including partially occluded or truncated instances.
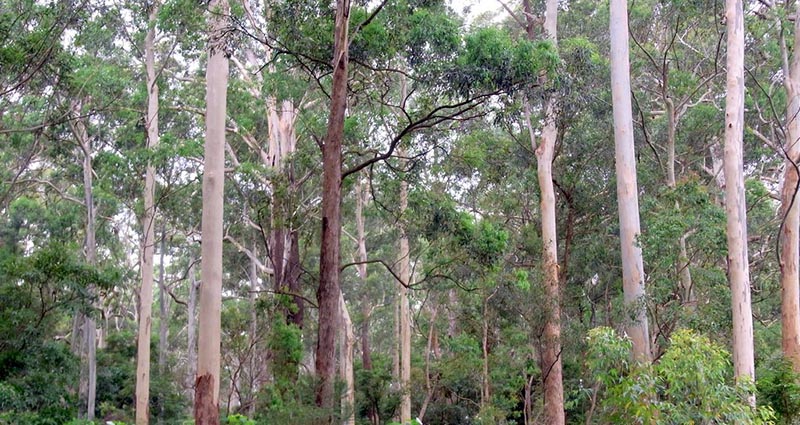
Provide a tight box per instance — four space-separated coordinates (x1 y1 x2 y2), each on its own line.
70 99 97 421
723 0 755 399
398 153 412 424
781 3 800 373
339 293 355 425
83 148 97 422
158 231 169 375
315 0 350 417
521 0 564 421
447 289 458 338
609 0 652 363
187 262 199 403
195 0 230 422
136 7 159 422
418 300 438 422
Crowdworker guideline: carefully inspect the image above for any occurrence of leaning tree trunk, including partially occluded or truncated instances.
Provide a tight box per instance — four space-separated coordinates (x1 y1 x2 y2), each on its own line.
781 2 800 373
194 0 230 422
135 5 159 422
609 0 652 363
315 0 350 418
723 0 755 400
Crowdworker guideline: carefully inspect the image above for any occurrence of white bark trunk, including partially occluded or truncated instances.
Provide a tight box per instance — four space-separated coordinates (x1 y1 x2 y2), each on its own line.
187 262 199 402
532 0 564 420
135 6 159 422
339 293 355 425
723 0 755 400
610 0 652 362
195 0 230 421
158 231 169 375
398 151 412 424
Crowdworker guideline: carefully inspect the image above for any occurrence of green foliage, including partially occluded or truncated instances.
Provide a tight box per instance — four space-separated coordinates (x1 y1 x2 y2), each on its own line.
269 318 303 392
455 27 558 95
356 355 400 423
586 327 776 424
757 357 800 424
406 7 461 66
223 414 256 425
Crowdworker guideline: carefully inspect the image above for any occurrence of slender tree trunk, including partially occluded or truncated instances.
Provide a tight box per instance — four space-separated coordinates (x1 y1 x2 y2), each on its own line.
157 230 168 423
609 0 652 362
287 230 304 329
520 2 565 419
481 295 491 408
246 240 260 416
418 301 437 422
339 294 355 425
195 0 230 422
355 176 371 371
315 0 350 417
723 0 755 399
781 3 800 373
354 177 378 423
535 100 564 423
398 153 412 424
158 229 169 373
447 289 458 338
664 82 695 308
268 99 299 325
83 131 97 421
70 99 97 421
187 262 199 403
135 7 159 422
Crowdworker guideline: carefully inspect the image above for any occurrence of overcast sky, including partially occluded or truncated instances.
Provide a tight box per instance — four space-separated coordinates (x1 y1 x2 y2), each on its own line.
449 0 506 24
